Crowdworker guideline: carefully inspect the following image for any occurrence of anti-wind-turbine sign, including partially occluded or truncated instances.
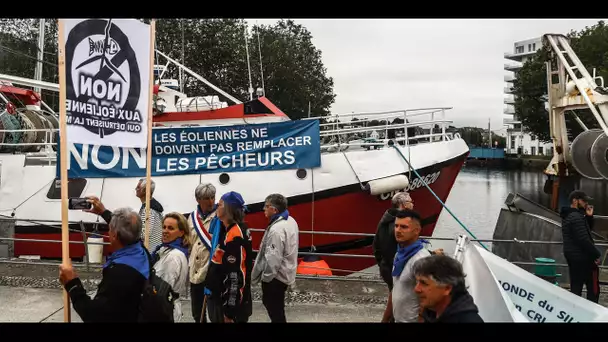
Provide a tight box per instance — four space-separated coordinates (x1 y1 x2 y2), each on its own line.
61 18 152 148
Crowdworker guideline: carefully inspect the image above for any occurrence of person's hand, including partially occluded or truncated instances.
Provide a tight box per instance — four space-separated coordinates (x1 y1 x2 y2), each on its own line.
59 262 77 285
433 248 444 256
84 196 106 215
223 315 234 323
586 205 594 216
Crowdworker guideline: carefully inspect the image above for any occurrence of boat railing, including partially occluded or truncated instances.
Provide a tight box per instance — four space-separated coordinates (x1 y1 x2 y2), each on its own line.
0 128 56 147
0 106 460 158
305 107 458 153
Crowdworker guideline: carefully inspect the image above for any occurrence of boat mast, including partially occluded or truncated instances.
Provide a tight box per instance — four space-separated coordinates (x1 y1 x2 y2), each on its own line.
244 23 253 101
34 18 45 95
180 19 184 93
256 21 265 97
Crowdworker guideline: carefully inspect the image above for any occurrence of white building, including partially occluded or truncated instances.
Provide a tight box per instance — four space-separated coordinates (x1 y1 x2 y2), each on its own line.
504 37 553 156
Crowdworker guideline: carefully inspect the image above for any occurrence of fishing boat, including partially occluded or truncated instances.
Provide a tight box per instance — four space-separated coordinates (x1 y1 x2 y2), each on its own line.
0 24 469 275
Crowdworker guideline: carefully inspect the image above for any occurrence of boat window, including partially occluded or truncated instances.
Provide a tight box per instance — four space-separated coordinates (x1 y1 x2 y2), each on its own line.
46 178 87 199
296 169 307 180
219 173 230 185
244 99 274 115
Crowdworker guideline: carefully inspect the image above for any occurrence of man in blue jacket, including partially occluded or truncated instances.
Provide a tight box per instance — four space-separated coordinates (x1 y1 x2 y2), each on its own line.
560 190 601 303
59 208 150 322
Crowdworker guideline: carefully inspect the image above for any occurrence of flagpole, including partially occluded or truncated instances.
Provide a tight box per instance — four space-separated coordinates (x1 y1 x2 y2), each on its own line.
57 18 72 323
144 19 156 249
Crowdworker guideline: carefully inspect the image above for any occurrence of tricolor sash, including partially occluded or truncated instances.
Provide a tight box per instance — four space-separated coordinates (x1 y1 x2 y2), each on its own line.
191 207 212 252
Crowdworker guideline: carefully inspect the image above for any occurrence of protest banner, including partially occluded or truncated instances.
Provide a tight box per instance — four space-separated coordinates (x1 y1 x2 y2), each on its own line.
57 119 321 178
61 19 152 148
57 18 155 321
459 237 608 322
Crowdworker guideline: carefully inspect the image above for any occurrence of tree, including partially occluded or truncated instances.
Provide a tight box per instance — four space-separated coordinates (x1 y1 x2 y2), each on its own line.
512 20 608 141
457 127 484 146
249 20 336 120
0 19 58 110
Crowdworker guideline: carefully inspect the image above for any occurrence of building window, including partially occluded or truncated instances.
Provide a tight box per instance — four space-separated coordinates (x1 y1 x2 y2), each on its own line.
531 146 536 155
528 44 532 52
515 46 524 54
532 43 536 50
511 136 516 149
531 135 536 141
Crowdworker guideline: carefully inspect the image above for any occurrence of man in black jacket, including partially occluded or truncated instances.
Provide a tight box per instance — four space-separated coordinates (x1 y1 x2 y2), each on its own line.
373 191 414 290
413 254 484 323
58 207 150 322
561 190 601 303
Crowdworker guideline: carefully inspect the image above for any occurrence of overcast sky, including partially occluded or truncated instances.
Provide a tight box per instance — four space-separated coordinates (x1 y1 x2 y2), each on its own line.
249 19 606 134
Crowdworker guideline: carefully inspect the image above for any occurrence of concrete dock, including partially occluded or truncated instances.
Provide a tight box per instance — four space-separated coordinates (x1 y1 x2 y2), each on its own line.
2 257 608 322
0 259 387 323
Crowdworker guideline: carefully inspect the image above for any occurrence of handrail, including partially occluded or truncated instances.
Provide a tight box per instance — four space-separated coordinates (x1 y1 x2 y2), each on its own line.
306 107 452 121
319 120 453 137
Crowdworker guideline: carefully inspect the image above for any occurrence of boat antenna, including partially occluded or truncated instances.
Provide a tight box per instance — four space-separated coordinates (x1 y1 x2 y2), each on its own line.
256 21 266 97
180 19 185 93
244 22 254 101
33 18 45 95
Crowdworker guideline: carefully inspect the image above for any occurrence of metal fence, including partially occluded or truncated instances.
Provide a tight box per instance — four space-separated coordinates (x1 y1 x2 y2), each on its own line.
2 225 605 282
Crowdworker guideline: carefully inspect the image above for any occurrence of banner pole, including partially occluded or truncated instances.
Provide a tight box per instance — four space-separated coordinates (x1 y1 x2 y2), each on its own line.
57 18 72 323
144 19 156 250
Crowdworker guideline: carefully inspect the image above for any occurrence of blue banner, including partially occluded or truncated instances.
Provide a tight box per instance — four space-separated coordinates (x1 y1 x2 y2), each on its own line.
58 119 321 178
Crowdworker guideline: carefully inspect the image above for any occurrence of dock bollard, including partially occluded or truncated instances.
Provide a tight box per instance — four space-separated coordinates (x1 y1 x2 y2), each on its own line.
534 257 561 286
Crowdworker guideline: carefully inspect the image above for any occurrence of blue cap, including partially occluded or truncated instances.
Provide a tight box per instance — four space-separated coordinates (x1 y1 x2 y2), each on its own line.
221 191 246 210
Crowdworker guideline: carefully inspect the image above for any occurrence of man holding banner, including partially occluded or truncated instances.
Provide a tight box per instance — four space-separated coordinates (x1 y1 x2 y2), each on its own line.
57 17 156 322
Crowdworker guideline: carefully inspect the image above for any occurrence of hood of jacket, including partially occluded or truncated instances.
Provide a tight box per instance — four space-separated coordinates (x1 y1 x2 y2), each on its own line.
560 206 584 219
380 208 399 225
142 197 164 213
422 290 481 323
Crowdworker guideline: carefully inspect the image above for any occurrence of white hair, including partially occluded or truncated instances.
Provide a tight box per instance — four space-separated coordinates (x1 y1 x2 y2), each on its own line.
109 207 142 245
392 191 411 208
195 183 216 201
138 178 156 195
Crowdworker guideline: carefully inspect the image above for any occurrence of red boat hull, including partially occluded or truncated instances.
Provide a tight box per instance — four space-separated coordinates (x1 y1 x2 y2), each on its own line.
13 151 467 275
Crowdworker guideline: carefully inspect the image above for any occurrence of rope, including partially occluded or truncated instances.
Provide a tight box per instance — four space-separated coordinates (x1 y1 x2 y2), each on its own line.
391 144 489 251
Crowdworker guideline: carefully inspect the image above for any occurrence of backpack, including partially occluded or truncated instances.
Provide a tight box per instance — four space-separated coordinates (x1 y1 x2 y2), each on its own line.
137 244 180 323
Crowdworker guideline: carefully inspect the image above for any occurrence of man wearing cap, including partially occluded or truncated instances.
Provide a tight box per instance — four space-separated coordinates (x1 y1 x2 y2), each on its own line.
204 191 253 323
560 190 601 303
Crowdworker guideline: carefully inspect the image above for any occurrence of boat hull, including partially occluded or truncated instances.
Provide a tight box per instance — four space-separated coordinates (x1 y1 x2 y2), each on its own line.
9 145 468 275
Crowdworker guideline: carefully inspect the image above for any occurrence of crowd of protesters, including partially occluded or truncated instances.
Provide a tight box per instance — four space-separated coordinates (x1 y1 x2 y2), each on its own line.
58 181 483 323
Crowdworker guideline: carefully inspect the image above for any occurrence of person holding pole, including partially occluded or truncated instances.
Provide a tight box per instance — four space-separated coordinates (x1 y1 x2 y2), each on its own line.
58 208 150 322
135 178 164 252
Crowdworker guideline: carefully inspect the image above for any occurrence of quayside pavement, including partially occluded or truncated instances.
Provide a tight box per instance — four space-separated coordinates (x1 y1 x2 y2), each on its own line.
0 259 386 323
2 258 608 322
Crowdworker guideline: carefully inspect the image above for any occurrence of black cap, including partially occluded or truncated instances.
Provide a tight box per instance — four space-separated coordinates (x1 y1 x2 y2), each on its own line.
569 190 593 202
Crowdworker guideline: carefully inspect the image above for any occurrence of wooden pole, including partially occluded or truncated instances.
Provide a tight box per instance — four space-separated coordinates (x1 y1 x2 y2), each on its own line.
144 20 156 249
57 19 72 323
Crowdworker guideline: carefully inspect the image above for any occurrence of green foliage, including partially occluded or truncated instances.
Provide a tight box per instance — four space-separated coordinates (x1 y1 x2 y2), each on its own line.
512 20 608 141
0 19 335 120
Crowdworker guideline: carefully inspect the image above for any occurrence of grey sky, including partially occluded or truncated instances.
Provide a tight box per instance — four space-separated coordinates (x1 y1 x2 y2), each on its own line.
249 19 606 134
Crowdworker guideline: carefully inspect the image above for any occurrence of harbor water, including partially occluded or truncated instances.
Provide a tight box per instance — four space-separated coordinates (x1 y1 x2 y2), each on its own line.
428 166 608 255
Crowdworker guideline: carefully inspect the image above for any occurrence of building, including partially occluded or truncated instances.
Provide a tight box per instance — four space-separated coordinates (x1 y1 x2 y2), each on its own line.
504 37 553 156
